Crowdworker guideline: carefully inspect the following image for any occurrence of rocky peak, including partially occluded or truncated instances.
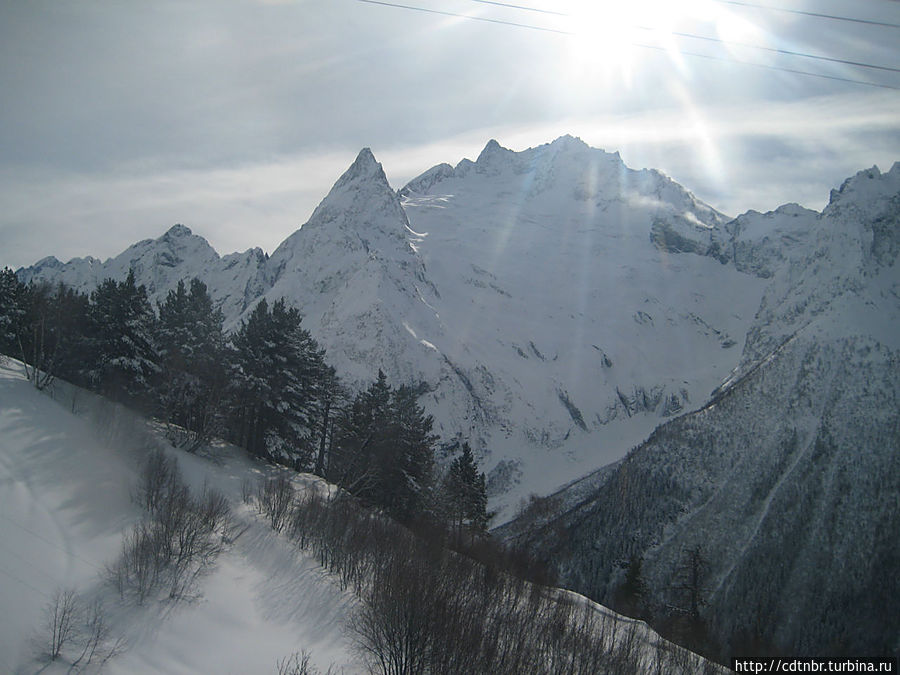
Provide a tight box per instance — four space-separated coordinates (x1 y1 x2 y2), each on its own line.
332 147 390 192
263 147 418 293
162 223 193 239
299 147 407 237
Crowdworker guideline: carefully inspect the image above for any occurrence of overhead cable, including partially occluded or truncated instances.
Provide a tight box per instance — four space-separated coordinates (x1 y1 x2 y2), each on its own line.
469 0 900 30
357 0 900 90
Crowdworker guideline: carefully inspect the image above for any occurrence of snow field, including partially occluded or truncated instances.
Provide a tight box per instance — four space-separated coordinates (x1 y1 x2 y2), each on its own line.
0 360 359 674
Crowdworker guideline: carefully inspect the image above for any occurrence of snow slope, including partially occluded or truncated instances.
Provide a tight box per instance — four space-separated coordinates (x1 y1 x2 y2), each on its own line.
0 361 727 673
0 360 359 674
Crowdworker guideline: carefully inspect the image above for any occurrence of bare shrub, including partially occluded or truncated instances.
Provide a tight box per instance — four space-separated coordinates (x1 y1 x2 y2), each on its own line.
136 447 175 514
38 590 126 671
255 474 719 674
241 476 255 505
113 455 232 603
275 649 337 675
70 598 126 671
109 521 166 603
257 475 295 533
45 587 79 660
198 484 232 541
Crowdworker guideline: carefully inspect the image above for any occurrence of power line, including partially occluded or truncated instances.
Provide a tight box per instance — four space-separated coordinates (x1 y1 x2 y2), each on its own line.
0 514 105 573
357 0 900 90
665 29 900 74
469 0 565 16
647 42 900 90
712 0 900 29
357 0 569 34
0 564 50 599
466 0 900 72
470 0 900 29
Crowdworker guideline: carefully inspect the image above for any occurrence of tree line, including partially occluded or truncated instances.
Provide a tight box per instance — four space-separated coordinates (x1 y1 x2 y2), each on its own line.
0 268 488 536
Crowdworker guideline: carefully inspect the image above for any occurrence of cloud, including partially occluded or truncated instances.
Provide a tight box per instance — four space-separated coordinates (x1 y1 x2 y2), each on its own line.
3 88 896 271
0 151 352 269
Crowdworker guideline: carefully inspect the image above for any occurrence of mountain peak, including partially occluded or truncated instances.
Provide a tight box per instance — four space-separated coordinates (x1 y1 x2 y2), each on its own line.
550 134 588 150
356 146 376 166
162 223 193 239
332 147 390 192
476 138 507 163
269 145 410 277
826 162 900 219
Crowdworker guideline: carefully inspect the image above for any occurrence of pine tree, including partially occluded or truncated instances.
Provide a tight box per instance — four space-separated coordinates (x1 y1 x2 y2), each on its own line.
667 545 710 650
443 442 489 541
313 364 341 477
330 373 438 523
0 267 26 358
328 370 392 498
8 281 91 390
87 270 159 406
227 297 328 467
387 384 437 522
156 278 226 449
615 554 650 619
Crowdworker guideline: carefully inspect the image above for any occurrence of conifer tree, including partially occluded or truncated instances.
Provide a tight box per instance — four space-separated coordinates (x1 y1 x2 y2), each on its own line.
0 267 25 358
386 383 437 522
443 442 489 540
227 297 328 467
313 364 341 477
615 554 650 619
87 270 159 406
330 373 438 523
1 273 92 388
156 278 226 449
328 370 392 498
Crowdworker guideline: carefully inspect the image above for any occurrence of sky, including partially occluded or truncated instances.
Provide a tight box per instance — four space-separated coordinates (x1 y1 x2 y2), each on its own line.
1 0 898 270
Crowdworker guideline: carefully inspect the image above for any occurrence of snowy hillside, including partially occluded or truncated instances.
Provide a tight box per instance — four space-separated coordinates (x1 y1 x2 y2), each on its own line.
17 136 785 520
0 361 726 673
505 163 900 659
0 360 359 673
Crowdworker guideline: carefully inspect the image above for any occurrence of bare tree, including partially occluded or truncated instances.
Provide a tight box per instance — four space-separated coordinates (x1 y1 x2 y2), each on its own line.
136 447 174 515
45 588 79 661
276 649 337 675
257 475 295 533
69 598 126 671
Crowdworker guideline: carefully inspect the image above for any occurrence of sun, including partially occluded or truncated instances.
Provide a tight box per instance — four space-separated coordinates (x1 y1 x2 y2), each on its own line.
563 0 716 76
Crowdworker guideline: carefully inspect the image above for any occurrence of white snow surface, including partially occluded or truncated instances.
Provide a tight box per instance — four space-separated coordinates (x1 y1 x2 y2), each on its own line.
0 361 725 673
0 361 359 674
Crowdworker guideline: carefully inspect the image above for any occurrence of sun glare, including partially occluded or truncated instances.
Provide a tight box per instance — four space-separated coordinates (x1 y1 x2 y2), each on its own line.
564 0 724 76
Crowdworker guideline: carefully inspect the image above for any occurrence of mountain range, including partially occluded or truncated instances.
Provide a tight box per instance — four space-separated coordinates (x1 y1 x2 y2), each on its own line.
18 135 900 657
20 135 819 519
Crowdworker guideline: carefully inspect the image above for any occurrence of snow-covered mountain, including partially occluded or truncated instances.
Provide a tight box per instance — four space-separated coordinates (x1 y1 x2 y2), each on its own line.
19 223 271 322
258 147 445 388
17 137 891 523
500 162 900 658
